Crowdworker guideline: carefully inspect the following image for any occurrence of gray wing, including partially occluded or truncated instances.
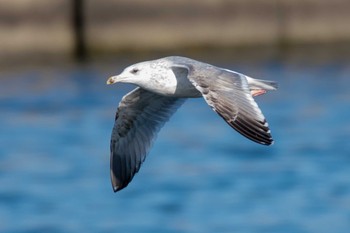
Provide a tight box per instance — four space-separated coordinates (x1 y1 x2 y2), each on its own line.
172 64 273 145
110 87 185 192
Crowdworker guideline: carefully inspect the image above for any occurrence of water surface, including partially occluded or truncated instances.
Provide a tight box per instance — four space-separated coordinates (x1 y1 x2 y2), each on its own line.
1 55 350 233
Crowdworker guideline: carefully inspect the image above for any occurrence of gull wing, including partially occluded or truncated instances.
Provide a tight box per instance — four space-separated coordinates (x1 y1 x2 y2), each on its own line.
110 87 185 192
172 64 274 145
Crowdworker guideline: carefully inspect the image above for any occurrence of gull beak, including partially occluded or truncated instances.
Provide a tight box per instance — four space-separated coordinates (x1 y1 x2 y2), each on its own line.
106 75 118 85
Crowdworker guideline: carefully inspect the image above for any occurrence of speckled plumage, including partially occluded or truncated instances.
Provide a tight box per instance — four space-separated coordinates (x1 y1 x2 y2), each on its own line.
107 56 278 192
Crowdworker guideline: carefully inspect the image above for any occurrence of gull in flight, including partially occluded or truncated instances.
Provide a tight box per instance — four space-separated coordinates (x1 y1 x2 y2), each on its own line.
107 56 278 192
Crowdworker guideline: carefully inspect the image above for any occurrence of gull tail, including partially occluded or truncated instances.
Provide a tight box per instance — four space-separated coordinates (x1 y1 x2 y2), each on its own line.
245 76 278 97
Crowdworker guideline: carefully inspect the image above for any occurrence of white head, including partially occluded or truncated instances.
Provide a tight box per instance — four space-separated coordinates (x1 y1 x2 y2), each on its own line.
107 59 173 87
107 57 196 96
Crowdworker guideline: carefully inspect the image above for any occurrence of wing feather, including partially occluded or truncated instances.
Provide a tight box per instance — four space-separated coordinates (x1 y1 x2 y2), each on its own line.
176 64 274 145
110 87 185 191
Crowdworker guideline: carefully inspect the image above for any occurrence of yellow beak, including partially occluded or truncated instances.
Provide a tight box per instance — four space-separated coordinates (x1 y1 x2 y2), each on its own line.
106 76 118 85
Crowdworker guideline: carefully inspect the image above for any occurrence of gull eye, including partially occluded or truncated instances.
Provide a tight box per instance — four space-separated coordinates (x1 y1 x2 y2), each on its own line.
131 68 139 74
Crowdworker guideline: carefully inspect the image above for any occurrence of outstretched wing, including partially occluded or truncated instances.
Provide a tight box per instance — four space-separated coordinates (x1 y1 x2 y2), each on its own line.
110 87 185 192
172 64 274 145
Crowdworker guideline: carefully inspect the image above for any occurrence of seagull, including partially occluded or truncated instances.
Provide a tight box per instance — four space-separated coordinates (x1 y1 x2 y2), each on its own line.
107 56 278 192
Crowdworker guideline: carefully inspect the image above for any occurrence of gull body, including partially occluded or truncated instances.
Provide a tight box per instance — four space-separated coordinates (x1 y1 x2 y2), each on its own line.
107 56 278 192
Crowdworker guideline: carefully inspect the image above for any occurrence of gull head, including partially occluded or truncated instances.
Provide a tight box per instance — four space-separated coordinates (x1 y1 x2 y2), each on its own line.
107 60 171 86
107 64 142 85
106 58 191 96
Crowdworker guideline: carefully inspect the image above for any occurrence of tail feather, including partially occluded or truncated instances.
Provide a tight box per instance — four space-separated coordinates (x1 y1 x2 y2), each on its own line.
246 76 278 91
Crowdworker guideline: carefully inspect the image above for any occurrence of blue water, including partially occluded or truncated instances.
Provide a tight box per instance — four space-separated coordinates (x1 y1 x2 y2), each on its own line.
1 56 350 233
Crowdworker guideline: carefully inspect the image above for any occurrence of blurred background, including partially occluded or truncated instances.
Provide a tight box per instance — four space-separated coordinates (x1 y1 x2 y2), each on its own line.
1 0 350 232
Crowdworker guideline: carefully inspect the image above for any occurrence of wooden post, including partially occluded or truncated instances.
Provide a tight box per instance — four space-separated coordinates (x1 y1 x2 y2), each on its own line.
72 0 86 61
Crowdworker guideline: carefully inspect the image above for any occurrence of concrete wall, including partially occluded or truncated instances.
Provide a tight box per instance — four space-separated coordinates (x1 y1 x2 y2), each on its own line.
0 0 72 63
0 0 349 64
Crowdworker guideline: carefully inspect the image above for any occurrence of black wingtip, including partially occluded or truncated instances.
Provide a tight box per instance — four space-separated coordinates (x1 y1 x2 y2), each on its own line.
112 181 128 192
111 179 120 192
113 185 120 192
111 170 127 192
260 138 274 146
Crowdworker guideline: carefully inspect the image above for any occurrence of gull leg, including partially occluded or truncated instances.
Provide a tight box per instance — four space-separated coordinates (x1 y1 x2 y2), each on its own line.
251 89 266 97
